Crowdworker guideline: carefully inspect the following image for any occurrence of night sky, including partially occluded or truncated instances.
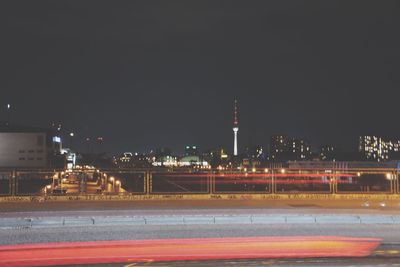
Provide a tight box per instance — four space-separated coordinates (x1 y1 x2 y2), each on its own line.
1 1 400 154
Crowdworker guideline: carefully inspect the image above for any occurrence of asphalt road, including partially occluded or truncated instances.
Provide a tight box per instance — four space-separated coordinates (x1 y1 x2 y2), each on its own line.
1 199 400 214
2 200 400 266
2 224 400 266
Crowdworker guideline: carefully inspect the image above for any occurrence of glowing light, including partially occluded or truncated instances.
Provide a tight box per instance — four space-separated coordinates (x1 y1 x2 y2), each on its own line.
264 168 269 173
0 236 381 266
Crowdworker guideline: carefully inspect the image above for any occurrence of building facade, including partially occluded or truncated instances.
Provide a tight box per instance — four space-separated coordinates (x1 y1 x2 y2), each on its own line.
358 136 400 162
269 135 311 162
0 125 62 168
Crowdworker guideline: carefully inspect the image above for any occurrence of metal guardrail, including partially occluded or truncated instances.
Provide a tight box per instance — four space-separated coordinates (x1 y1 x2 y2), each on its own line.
0 168 398 196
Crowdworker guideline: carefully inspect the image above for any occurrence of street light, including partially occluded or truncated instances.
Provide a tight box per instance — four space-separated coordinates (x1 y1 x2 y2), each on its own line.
115 180 121 192
45 185 52 194
109 176 115 191
6 104 11 125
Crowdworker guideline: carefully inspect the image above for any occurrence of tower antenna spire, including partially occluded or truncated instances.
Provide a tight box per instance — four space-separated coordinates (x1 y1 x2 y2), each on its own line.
232 99 239 156
234 98 238 126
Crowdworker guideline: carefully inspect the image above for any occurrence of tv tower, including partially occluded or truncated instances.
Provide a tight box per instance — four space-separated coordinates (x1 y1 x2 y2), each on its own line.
233 99 239 156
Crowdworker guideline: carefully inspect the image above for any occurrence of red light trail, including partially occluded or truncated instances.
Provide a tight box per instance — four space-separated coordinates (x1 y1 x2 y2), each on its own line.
0 236 381 267
160 173 356 178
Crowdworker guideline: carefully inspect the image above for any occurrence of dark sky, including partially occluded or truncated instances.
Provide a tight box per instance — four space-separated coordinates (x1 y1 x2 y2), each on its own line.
1 1 400 154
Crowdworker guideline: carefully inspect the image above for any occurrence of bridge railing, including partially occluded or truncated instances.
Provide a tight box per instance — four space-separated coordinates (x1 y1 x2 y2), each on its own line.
0 171 12 196
0 168 398 196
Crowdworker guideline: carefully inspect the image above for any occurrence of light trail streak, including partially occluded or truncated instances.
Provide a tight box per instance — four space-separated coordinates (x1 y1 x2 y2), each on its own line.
160 173 356 178
0 236 381 267
151 178 355 184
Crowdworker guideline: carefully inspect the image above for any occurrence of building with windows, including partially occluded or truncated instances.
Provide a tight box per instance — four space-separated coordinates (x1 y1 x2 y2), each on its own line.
116 152 150 168
359 136 400 162
269 135 311 162
0 124 62 168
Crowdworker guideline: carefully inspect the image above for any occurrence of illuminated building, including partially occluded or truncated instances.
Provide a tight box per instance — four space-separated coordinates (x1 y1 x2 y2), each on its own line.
232 99 239 156
269 135 311 162
243 145 265 168
178 155 209 167
202 148 229 168
269 135 289 161
152 155 178 167
116 152 151 168
359 136 400 161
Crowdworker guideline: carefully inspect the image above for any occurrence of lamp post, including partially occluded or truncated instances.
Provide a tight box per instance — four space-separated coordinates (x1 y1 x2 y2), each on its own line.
115 180 121 193
109 176 115 192
69 132 75 150
6 104 11 126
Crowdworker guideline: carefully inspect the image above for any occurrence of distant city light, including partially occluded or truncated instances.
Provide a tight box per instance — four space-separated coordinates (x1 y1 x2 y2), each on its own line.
69 132 75 137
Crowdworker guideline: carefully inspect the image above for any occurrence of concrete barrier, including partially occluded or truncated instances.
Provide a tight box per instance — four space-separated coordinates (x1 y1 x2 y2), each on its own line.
31 217 63 228
359 215 394 224
2 214 400 229
63 217 94 226
286 215 315 224
144 216 185 225
214 216 252 224
251 215 286 224
315 215 360 224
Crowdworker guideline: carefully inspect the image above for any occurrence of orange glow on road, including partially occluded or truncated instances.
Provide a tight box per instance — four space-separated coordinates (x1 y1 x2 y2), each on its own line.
0 236 381 267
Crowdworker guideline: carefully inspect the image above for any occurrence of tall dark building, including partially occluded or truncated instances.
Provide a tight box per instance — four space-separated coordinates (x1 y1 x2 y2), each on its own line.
184 145 198 156
269 135 290 162
320 145 336 161
269 134 311 162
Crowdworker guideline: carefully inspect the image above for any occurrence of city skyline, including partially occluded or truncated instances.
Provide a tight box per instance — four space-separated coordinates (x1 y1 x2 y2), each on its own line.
2 1 400 153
